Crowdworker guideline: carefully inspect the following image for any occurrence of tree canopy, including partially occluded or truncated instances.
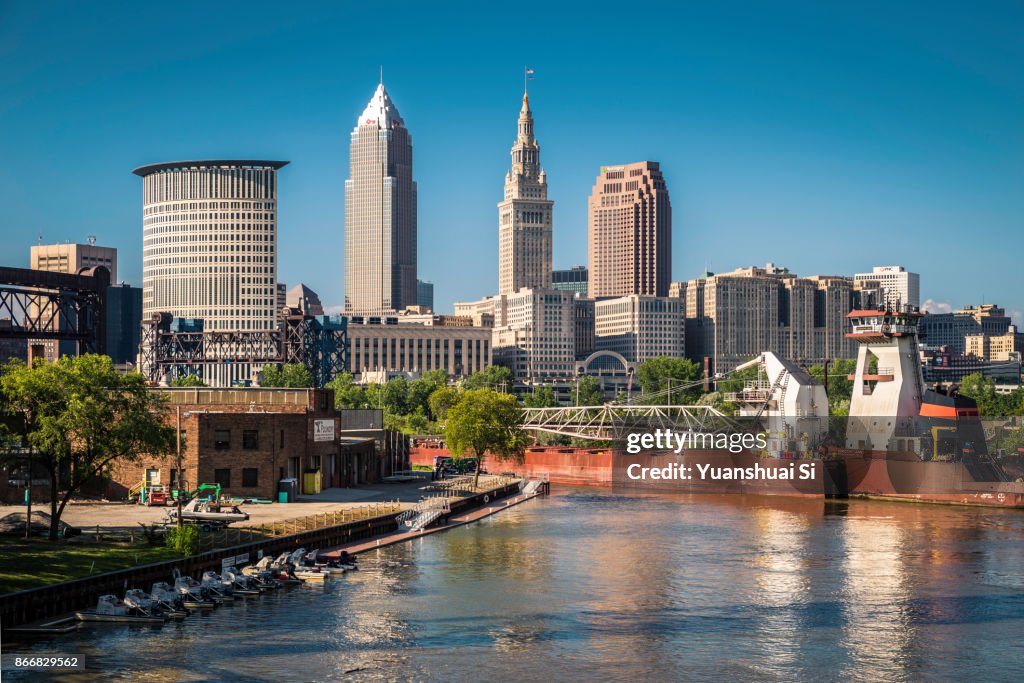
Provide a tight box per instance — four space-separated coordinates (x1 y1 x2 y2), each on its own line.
523 384 558 408
959 373 1024 416
462 365 515 392
170 373 206 387
572 376 605 406
0 355 176 540
444 388 527 486
635 357 703 404
260 363 313 388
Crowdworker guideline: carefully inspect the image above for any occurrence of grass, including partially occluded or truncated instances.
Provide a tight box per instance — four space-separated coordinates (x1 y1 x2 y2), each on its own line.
0 538 180 595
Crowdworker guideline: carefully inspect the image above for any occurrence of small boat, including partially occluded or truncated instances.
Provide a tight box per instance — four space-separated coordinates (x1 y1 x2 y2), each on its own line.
200 571 235 602
222 567 262 596
125 588 186 620
304 550 345 575
75 595 166 624
293 567 329 581
174 575 217 608
167 498 249 528
150 582 190 617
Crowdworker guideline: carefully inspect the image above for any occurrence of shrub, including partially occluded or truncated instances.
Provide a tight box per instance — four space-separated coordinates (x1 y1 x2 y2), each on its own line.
164 525 199 556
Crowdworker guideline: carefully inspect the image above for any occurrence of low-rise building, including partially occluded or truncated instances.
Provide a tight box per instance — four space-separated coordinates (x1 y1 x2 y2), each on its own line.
110 388 397 501
966 325 1023 362
346 317 491 380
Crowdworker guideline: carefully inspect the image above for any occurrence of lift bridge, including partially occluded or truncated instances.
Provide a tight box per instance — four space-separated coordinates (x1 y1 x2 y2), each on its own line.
519 381 747 441
0 265 109 355
139 307 348 388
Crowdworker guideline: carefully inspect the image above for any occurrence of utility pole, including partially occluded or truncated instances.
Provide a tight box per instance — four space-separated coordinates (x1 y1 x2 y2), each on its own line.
176 405 183 529
24 449 32 541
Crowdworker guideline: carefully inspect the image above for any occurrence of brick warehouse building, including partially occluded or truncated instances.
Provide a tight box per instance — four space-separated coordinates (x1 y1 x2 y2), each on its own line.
110 388 400 501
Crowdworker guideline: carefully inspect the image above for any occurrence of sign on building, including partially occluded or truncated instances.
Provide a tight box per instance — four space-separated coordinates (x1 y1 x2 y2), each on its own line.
313 419 335 442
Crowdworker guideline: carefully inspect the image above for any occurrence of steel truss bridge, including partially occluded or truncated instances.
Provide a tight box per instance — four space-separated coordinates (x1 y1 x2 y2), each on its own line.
139 308 348 388
521 403 743 441
0 265 110 355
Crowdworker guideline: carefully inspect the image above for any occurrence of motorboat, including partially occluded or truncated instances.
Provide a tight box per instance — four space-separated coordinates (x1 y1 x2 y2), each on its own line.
200 571 236 602
222 567 262 595
125 588 186 620
173 575 217 608
167 498 249 528
75 595 166 624
150 582 190 616
304 550 348 575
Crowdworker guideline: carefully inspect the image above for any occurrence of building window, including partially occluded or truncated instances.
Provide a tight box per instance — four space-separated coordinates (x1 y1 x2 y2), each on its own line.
214 468 231 487
242 430 259 450
214 430 230 450
242 468 258 487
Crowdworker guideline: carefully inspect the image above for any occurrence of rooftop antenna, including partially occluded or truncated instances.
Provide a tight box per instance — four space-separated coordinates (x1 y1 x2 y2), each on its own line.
36 234 43 245
379 64 383 86
87 234 97 245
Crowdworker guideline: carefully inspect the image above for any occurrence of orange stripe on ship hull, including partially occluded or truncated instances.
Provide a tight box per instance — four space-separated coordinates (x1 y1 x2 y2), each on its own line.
920 403 960 418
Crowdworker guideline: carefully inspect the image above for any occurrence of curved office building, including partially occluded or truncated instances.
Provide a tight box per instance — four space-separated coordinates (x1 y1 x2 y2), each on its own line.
134 159 288 384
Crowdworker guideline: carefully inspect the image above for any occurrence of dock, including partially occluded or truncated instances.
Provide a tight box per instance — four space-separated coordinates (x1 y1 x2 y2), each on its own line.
322 484 547 558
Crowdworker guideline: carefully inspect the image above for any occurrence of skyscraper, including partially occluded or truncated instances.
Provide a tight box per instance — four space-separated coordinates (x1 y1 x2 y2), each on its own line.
852 265 920 311
588 161 672 298
498 91 553 294
134 159 287 385
344 82 417 313
30 241 118 361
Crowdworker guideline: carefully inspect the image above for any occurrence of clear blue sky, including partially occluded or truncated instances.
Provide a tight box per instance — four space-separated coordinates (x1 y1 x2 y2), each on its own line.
1 1 1022 322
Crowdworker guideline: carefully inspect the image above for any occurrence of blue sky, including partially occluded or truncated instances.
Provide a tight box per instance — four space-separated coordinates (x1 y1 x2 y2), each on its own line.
1 1 1022 322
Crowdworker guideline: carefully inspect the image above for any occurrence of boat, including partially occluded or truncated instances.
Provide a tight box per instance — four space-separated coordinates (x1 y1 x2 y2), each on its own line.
200 571 236 601
240 557 283 589
167 498 249 528
150 582 191 616
304 550 348 575
452 309 1024 508
221 567 262 595
124 588 186 620
75 595 166 624
173 575 218 608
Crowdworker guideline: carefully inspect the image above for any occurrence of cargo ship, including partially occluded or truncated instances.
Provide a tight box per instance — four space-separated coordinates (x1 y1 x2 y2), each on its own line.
410 309 1024 507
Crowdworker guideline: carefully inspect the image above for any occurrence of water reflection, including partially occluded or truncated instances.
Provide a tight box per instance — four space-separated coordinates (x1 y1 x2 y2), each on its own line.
8 491 1024 682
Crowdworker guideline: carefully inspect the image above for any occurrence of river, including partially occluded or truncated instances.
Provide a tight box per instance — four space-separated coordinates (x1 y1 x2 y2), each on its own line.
8 488 1024 682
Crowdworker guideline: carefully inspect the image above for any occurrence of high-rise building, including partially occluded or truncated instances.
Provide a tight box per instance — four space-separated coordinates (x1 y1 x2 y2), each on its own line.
344 82 417 313
276 282 287 312
416 279 434 310
595 295 684 363
853 266 920 310
456 288 575 380
498 91 553 295
674 264 855 370
918 304 1013 354
30 241 118 361
286 283 325 316
965 326 1023 362
588 161 671 298
106 283 142 366
134 159 288 385
552 265 588 296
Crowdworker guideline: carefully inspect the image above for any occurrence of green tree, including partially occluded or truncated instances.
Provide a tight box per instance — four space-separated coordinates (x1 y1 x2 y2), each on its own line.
170 373 206 387
0 355 176 540
325 372 368 409
635 357 703 404
260 363 313 388
380 376 409 415
572 376 605 406
462 365 515 392
808 358 857 413
444 388 527 487
523 384 558 408
428 386 461 422
408 370 448 415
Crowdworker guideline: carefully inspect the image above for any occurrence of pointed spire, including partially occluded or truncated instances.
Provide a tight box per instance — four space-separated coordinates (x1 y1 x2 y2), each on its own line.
357 82 404 130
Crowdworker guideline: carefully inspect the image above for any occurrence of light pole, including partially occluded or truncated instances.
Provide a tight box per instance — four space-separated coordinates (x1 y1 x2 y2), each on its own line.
175 406 183 529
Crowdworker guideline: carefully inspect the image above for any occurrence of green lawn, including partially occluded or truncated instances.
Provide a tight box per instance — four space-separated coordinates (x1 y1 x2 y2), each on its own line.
0 538 180 595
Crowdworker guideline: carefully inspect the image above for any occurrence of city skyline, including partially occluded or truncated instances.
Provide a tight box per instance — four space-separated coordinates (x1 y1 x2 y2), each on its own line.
2 2 1022 323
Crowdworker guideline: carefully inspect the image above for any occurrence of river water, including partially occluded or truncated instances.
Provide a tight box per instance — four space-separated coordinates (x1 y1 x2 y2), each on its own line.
8 489 1024 682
